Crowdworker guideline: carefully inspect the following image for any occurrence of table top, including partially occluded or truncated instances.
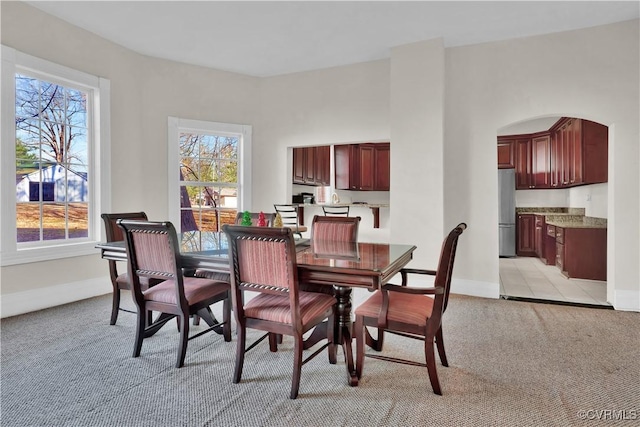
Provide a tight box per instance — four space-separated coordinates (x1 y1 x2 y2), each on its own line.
97 231 416 289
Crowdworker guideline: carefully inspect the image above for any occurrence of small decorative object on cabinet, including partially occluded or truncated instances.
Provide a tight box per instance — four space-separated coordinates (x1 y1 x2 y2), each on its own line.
273 213 283 228
241 211 252 226
257 211 267 227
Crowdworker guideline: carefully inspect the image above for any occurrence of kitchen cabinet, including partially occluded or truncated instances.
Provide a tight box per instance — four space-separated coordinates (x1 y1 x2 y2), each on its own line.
516 214 536 256
549 118 608 188
545 224 557 266
499 117 607 189
498 140 515 169
534 215 545 260
555 226 607 281
335 142 390 191
293 146 330 186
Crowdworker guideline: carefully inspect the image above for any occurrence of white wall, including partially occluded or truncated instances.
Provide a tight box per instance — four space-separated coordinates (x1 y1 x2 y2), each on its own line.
445 20 639 310
2 2 638 314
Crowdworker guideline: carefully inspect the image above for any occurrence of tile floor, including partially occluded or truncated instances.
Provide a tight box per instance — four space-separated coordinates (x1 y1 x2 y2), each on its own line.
499 256 611 307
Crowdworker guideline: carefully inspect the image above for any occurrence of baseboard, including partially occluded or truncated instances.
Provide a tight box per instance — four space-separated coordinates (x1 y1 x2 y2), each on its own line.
0 276 111 318
451 278 500 299
614 289 640 312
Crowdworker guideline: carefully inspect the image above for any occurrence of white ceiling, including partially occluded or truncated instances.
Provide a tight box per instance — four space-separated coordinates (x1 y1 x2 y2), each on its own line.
27 1 639 77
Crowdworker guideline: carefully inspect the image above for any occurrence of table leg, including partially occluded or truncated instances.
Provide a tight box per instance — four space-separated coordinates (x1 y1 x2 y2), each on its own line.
334 285 358 386
195 306 225 335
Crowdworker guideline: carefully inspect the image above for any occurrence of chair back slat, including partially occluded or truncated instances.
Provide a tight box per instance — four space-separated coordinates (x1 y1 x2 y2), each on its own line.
310 215 360 243
130 230 176 278
431 223 467 324
237 238 292 291
102 212 148 242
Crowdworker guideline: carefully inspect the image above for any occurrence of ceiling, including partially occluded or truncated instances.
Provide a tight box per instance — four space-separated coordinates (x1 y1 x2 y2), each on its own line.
27 1 639 77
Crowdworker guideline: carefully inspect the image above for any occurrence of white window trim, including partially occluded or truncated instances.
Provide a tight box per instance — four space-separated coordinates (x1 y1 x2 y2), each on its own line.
0 45 111 266
167 117 251 227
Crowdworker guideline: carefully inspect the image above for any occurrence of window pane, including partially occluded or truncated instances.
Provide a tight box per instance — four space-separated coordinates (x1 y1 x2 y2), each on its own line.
66 88 87 127
40 81 65 123
16 202 40 242
42 203 66 241
67 126 88 165
69 202 88 238
15 75 39 118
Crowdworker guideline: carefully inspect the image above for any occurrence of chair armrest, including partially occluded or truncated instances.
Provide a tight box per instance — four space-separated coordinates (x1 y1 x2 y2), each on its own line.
382 283 444 295
397 268 437 286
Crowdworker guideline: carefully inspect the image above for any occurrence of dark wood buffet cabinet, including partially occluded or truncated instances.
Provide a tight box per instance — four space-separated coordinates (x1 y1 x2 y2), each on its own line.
498 117 608 190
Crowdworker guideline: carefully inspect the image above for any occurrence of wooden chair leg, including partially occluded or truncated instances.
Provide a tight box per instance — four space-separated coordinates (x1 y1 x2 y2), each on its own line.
222 297 232 342
132 308 145 358
354 316 364 378
176 315 189 368
327 309 337 365
233 324 246 384
425 334 442 395
268 333 279 352
110 286 120 325
290 334 304 399
436 327 448 367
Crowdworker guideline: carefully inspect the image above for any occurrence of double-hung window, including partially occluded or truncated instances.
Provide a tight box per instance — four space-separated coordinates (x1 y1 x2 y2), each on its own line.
1 46 110 265
168 117 251 234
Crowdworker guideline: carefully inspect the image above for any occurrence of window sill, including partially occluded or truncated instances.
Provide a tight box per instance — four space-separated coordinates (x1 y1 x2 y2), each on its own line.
0 241 99 266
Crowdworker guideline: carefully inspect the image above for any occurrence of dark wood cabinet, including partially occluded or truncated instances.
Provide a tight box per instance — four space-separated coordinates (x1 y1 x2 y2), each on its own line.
293 146 330 186
335 142 390 191
498 140 515 169
531 134 550 188
516 214 536 256
534 215 545 259
556 226 607 281
545 224 557 265
514 138 531 189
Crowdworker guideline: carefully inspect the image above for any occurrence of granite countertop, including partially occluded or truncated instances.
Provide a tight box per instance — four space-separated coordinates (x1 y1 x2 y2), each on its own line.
515 207 606 229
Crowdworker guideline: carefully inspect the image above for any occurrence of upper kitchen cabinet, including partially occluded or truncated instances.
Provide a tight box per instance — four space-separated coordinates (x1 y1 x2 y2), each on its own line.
550 118 608 188
335 142 390 191
292 146 330 186
498 117 607 189
497 140 515 169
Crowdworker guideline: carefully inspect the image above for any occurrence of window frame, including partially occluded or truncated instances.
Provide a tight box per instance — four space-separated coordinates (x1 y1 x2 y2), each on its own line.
1 45 111 266
167 117 251 229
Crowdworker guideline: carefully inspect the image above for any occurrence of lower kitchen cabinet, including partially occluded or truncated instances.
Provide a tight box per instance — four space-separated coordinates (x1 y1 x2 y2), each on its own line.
516 214 536 257
554 226 607 281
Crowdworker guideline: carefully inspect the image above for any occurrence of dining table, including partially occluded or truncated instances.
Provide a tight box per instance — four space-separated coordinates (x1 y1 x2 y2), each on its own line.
96 230 416 386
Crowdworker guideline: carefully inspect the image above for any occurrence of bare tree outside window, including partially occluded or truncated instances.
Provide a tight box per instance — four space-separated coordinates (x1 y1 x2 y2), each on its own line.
179 133 238 232
15 74 89 242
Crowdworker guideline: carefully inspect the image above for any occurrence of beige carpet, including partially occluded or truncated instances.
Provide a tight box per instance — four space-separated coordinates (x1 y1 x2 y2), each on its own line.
1 293 638 426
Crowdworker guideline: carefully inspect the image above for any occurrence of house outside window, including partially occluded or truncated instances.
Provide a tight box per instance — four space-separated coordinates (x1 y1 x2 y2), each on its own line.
1 46 110 265
168 117 251 235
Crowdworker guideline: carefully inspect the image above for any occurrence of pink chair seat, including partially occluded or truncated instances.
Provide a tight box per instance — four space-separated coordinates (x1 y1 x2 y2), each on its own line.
355 290 434 328
143 277 229 305
244 291 336 324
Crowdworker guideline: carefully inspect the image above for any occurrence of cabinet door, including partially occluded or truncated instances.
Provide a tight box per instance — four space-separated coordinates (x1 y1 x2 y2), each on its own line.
516 214 536 256
293 147 305 184
561 122 571 186
314 145 330 186
304 147 315 184
334 145 351 190
497 140 515 169
374 143 390 191
515 139 531 189
531 135 550 188
358 145 375 190
581 119 608 185
570 119 583 185
534 215 545 259
550 131 561 188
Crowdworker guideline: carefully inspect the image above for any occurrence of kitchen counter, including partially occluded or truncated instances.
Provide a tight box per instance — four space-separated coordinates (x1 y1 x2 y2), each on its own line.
515 207 606 229
293 203 389 228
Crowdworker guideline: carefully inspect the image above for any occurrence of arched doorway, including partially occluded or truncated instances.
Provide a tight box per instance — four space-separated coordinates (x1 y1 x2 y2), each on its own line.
496 115 610 308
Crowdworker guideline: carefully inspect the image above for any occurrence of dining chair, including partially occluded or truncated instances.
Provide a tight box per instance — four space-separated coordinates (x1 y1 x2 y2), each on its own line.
101 212 160 325
273 204 307 238
354 223 467 395
322 205 350 216
118 219 231 368
234 211 276 226
223 224 337 399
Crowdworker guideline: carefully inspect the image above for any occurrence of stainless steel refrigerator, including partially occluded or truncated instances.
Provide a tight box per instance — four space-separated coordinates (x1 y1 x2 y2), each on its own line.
498 169 516 257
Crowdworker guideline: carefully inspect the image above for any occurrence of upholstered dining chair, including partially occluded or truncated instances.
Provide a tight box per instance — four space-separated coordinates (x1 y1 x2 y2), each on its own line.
117 219 231 368
101 212 159 325
354 223 467 395
273 204 307 238
234 211 276 226
322 205 350 216
223 224 337 399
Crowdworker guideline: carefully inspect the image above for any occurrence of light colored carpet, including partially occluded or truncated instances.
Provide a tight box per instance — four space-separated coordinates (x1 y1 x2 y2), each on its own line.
1 292 638 426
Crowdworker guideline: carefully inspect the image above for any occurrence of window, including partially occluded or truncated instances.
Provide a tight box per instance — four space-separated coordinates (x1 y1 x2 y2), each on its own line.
168 118 251 233
1 46 110 265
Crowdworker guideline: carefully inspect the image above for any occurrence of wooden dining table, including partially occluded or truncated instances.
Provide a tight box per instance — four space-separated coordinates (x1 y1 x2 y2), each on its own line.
96 231 416 386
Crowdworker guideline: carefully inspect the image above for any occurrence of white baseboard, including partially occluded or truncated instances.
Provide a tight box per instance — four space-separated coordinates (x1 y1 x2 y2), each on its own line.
0 276 111 318
614 289 640 312
451 278 500 299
